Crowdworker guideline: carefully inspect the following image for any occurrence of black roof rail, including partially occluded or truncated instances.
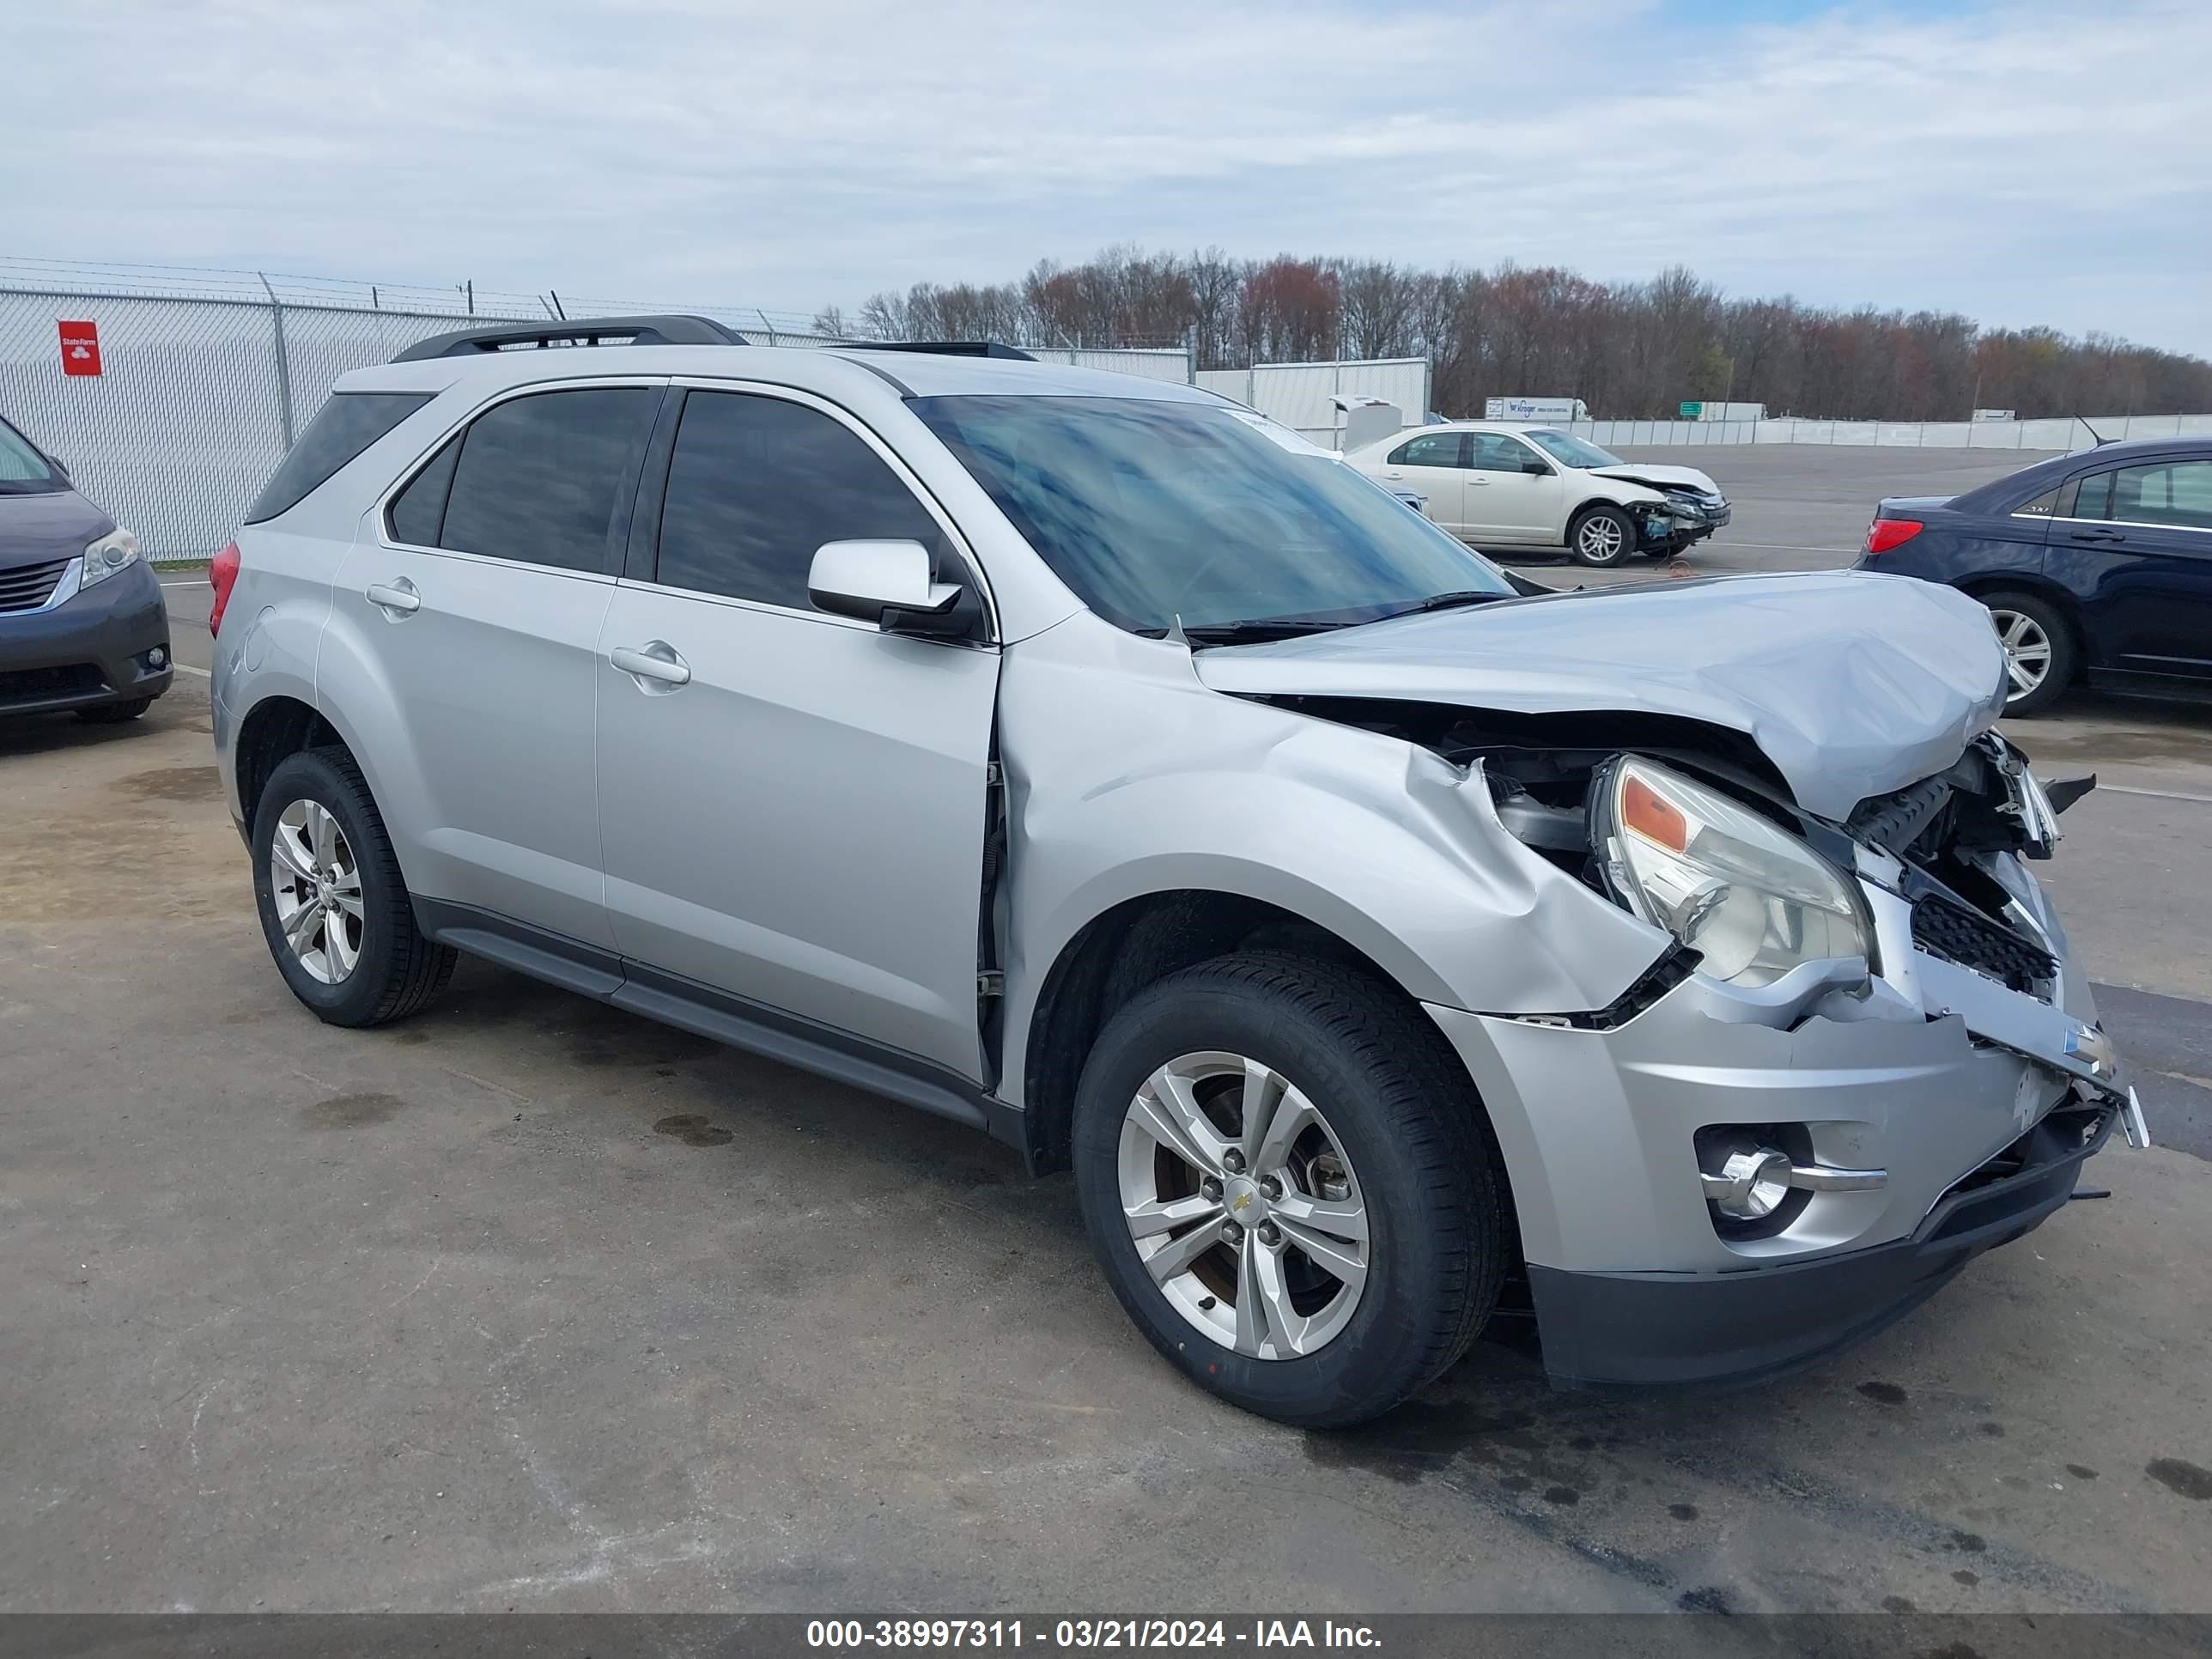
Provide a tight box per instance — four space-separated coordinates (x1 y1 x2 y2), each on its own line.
392 314 747 362
848 341 1038 362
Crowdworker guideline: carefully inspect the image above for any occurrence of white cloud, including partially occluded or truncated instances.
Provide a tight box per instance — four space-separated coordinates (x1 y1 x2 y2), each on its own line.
5 0 2209 353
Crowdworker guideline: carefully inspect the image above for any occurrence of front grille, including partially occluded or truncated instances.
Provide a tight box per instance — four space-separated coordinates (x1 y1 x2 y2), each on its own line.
0 663 106 708
0 557 72 613
1911 890 2057 995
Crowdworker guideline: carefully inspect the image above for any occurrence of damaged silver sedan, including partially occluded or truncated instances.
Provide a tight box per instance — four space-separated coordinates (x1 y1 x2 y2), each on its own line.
217 337 2140 1429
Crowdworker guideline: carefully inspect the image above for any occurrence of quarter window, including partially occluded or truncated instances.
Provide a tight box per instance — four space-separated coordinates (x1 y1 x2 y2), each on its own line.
2014 488 2060 518
246 392 430 524
653 391 942 608
436 388 657 573
1388 434 1465 469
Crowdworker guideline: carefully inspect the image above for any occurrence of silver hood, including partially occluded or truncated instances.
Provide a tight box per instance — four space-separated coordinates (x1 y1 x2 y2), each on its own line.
1588 462 1721 495
1193 572 2008 820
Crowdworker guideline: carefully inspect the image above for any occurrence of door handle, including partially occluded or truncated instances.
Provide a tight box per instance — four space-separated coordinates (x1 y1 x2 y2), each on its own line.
1468 476 1491 486
2068 528 2124 543
1384 470 1405 479
367 578 420 619
611 641 692 690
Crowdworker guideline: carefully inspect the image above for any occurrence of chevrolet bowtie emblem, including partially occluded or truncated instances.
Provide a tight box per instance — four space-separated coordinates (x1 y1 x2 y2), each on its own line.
2064 1024 2119 1082
1231 1193 1253 1212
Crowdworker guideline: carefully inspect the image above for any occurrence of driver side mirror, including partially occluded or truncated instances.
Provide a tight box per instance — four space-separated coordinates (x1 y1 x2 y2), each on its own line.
808 539 965 635
1522 457 1552 476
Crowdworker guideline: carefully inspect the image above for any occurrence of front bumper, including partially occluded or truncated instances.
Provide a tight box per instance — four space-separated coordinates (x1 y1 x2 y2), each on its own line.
1632 498 1730 549
1526 1098 2113 1387
1425 847 2128 1389
0 558 173 716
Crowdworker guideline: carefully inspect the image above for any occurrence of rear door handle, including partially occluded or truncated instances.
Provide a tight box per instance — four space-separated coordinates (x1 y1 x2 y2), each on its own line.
611 641 691 690
367 578 420 619
1468 476 1491 486
2068 528 2124 543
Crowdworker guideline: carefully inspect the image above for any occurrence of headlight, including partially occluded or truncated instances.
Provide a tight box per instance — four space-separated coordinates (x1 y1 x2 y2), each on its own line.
1595 756 1875 988
81 527 140 589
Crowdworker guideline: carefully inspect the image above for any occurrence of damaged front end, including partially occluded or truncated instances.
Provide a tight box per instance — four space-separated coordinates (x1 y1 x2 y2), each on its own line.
1402 710 2132 1388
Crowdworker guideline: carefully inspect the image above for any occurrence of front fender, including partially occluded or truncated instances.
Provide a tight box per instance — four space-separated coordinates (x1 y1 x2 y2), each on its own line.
995 617 1669 1107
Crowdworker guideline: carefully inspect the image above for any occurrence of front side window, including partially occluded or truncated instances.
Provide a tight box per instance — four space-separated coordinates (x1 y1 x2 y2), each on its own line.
436 387 657 573
654 391 943 608
1470 433 1544 474
913 394 1513 634
246 392 430 523
2109 461 2212 532
1522 428 1622 470
0 416 58 493
1389 433 1465 469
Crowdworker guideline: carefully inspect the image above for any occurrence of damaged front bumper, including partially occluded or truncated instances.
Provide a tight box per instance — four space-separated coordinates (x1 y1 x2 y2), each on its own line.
1632 494 1730 550
1425 844 2134 1389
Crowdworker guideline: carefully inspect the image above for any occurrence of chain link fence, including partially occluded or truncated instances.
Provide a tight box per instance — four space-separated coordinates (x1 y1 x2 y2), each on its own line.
0 262 864 561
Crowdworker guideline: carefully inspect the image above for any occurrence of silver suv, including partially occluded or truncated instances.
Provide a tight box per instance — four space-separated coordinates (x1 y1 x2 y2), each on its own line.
212 316 2141 1426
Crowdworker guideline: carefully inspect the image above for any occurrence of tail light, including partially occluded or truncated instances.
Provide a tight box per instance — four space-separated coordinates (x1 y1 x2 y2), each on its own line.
1863 519 1923 556
209 539 241 635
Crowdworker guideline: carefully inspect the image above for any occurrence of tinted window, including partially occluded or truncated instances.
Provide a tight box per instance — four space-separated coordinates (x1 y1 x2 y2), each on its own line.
440 388 656 573
246 392 430 523
2015 487 2060 518
2110 461 2212 532
1471 433 1542 473
2070 471 2114 520
913 394 1512 634
655 392 940 607
387 435 459 546
0 415 58 493
1389 434 1463 468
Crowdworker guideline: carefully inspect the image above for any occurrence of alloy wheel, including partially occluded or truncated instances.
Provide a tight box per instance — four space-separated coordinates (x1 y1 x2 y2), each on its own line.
1991 608 2052 702
1117 1051 1370 1358
269 799 364 984
1577 514 1626 561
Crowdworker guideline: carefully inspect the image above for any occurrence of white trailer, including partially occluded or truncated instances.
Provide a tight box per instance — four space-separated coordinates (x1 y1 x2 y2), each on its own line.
1485 396 1587 422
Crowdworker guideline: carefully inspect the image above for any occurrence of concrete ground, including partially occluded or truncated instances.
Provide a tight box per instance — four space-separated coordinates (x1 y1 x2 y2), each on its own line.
6 460 2210 1615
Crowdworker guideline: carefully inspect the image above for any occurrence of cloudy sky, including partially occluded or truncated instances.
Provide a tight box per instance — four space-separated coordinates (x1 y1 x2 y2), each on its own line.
9 0 2210 354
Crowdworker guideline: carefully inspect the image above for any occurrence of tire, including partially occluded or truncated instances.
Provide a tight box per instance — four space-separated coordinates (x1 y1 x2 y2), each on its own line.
1071 953 1505 1427
1567 504 1636 568
76 696 153 725
1981 590 2076 717
250 746 456 1027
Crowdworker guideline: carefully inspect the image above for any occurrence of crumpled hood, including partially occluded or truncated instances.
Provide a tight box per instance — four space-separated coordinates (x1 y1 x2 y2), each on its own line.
1588 462 1720 495
1194 572 2008 820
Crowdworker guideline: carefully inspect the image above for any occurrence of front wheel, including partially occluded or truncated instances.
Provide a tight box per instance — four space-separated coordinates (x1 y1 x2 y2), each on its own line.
1567 505 1636 567
1072 955 1505 1426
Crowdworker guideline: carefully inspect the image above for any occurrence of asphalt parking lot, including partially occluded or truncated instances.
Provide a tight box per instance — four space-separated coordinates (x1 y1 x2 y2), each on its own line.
6 447 2211 1617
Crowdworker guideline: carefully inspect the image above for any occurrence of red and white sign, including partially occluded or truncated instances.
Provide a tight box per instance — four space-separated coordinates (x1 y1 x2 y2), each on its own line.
58 319 102 377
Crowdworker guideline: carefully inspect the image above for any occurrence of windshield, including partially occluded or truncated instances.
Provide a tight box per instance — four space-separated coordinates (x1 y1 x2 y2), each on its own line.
0 416 60 495
912 395 1513 633
1522 428 1621 470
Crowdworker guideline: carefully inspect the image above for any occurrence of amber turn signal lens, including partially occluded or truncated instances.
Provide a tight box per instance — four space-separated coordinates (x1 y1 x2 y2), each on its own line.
1620 772 1688 853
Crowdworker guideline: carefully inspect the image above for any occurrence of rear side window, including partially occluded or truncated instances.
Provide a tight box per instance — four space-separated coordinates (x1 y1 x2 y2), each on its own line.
387 435 459 546
2069 471 2115 521
2110 461 2212 532
1389 433 1465 469
435 388 658 573
246 392 430 523
653 391 941 608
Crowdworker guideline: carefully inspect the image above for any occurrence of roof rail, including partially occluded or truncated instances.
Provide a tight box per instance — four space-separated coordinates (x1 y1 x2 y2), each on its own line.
391 313 747 362
849 341 1038 362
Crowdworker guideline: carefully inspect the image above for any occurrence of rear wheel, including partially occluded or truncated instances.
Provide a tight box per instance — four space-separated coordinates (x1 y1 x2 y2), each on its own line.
1072 954 1504 1427
1567 505 1635 567
251 748 455 1027
1981 591 2075 717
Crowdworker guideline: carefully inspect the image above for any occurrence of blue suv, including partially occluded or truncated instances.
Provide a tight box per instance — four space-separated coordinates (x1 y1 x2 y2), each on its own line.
1856 437 2212 715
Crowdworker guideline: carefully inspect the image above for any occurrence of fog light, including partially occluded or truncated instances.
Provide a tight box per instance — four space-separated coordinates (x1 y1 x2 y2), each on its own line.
146 646 167 670
1703 1146 1793 1220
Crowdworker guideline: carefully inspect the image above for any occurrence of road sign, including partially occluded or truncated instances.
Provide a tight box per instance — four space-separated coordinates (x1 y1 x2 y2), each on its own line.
1678 401 1701 418
59 320 102 377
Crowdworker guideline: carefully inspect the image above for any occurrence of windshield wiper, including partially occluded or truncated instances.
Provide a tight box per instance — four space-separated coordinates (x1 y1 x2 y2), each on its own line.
1174 617 1350 647
1366 589 1513 623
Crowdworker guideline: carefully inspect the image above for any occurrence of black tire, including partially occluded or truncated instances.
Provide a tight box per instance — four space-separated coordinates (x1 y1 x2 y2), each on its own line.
1981 589 2076 718
76 696 153 725
250 746 455 1027
1567 504 1636 567
1072 953 1506 1427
